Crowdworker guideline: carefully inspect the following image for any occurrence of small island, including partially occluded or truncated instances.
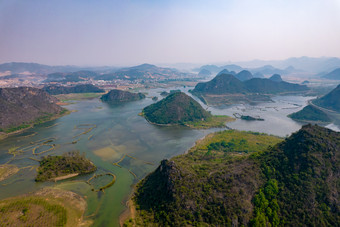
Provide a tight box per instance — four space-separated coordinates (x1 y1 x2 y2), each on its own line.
140 92 234 129
100 89 146 103
240 115 264 121
35 151 96 182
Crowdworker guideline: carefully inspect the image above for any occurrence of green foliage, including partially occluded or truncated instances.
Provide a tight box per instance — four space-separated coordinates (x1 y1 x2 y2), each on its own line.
133 130 282 226
288 105 331 122
253 124 340 226
250 180 280 226
133 125 340 226
4 124 31 133
35 150 96 182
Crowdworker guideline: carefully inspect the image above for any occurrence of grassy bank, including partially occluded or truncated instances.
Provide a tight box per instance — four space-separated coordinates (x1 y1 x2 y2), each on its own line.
0 187 89 227
0 109 71 141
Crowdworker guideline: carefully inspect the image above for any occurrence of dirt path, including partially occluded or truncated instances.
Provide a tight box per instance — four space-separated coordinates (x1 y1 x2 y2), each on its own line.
53 173 79 182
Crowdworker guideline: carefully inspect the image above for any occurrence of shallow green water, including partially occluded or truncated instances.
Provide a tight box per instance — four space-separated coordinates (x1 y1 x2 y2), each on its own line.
1 88 338 226
0 88 219 226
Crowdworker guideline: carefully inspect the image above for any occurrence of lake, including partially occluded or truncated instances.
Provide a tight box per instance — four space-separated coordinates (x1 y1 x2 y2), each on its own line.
0 87 335 226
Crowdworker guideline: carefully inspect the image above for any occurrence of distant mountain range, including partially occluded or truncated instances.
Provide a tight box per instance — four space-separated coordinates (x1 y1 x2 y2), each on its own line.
234 56 340 73
196 57 340 76
197 64 299 77
0 62 116 75
96 64 194 81
1 57 339 80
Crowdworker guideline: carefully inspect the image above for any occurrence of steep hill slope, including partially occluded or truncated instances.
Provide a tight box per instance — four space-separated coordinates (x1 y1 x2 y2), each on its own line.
313 84 340 112
131 125 339 226
142 92 211 125
323 68 340 80
0 87 65 132
192 74 247 95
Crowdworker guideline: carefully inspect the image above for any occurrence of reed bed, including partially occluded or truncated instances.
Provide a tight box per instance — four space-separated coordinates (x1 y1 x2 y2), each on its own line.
45 123 60 129
87 172 116 192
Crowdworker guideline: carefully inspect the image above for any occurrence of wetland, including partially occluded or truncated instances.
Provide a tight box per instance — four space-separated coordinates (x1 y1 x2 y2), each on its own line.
0 87 338 226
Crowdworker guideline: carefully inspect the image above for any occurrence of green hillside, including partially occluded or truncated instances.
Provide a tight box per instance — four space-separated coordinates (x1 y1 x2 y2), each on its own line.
141 92 233 128
313 84 340 112
288 105 331 123
129 125 339 226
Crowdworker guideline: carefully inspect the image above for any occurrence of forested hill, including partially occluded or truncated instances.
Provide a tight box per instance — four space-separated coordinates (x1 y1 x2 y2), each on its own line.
131 124 339 226
142 92 211 125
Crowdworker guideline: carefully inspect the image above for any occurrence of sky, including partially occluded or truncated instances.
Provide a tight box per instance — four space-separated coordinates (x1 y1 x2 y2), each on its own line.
0 0 340 66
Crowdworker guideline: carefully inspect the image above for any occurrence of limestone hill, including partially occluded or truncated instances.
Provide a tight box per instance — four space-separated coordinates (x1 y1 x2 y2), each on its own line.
141 92 233 128
131 125 339 226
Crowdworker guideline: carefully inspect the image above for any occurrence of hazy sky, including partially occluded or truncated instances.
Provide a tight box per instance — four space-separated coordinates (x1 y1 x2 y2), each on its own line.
1 0 340 66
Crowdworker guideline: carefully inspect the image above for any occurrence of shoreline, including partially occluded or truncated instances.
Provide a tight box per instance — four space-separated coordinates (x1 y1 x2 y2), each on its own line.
52 173 79 182
140 112 235 130
0 109 72 141
118 130 219 226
